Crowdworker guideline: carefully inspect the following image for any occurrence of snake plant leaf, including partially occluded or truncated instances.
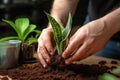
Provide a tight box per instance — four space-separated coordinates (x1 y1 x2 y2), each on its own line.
45 12 62 45
58 13 72 54
62 13 72 40
2 19 21 38
0 36 19 42
98 73 117 80
15 18 29 40
46 12 72 55
22 24 36 42
59 40 66 55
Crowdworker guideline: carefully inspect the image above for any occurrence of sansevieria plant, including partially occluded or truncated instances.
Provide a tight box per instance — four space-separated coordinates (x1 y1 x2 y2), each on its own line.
45 12 72 55
0 18 41 45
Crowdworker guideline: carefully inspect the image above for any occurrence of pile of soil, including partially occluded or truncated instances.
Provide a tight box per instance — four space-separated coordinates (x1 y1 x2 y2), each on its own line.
0 60 117 80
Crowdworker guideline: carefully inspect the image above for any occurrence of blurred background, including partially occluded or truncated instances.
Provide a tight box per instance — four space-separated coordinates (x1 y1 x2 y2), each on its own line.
0 0 89 38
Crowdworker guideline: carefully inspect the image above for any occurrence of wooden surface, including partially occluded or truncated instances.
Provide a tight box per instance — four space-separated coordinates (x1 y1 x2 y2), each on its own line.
35 52 120 67
74 55 120 67
0 55 120 80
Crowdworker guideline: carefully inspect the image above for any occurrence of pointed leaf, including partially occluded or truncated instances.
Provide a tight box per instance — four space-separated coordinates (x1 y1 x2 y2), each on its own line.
59 40 66 55
56 44 61 54
62 13 72 40
45 12 62 45
58 13 72 54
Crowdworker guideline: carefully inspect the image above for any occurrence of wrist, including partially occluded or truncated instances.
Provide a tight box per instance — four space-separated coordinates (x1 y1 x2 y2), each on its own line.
102 8 120 34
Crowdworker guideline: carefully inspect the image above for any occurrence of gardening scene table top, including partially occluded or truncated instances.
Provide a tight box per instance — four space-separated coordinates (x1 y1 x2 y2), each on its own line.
74 55 120 67
0 55 120 80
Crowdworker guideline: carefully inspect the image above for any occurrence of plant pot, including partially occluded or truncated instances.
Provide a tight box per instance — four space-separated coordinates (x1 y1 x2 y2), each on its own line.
0 40 21 69
19 43 37 64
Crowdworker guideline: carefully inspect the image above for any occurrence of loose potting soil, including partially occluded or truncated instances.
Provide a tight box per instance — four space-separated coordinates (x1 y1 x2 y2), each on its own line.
0 60 117 80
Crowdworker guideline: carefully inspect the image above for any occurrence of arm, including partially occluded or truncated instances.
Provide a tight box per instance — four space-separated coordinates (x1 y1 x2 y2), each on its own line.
49 0 79 27
62 7 120 64
103 7 120 35
37 0 79 68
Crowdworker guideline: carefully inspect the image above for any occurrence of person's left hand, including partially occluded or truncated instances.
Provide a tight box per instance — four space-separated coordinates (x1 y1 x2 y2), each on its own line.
62 18 114 64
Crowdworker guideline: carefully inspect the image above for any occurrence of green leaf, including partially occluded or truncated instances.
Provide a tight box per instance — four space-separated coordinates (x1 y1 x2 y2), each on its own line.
32 30 41 38
22 24 36 42
1 17 41 45
98 73 117 80
2 19 16 30
0 36 19 42
59 40 66 55
111 67 120 76
62 13 72 40
28 37 38 45
15 18 29 40
56 44 60 54
58 13 72 55
45 12 63 54
45 12 72 55
2 19 21 38
45 12 62 45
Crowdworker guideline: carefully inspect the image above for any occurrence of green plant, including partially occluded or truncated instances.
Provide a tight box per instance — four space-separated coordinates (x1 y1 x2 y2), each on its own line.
99 67 120 80
0 18 41 45
46 12 72 55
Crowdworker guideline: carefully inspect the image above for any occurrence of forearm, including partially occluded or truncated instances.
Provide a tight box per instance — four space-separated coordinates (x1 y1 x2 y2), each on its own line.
102 7 120 35
50 0 79 27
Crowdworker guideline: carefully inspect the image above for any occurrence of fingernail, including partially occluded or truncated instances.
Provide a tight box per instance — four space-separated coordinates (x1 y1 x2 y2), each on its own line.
50 50 55 55
65 60 70 65
43 64 46 68
46 59 49 63
65 59 72 65
62 53 66 58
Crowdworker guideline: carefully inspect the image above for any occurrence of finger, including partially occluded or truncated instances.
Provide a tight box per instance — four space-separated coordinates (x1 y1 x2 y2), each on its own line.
42 34 56 55
65 43 90 64
39 39 51 63
69 29 80 42
37 39 51 65
37 50 48 68
62 35 84 59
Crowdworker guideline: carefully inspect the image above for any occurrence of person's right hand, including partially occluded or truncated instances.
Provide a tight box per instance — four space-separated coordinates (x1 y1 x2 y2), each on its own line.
37 27 56 68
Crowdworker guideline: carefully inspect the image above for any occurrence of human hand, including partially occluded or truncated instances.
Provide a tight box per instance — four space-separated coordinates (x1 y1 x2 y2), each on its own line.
37 27 56 68
62 18 114 64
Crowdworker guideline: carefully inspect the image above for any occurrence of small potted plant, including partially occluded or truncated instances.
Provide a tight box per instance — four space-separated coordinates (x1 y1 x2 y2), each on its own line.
45 12 72 68
0 18 41 63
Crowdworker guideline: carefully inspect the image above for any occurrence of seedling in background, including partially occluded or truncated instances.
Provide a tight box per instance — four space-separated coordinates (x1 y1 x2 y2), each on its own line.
99 67 120 80
0 18 41 45
46 12 72 55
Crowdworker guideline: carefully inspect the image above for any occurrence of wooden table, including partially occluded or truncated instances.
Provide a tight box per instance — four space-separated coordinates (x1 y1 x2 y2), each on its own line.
0 55 120 80
74 55 120 67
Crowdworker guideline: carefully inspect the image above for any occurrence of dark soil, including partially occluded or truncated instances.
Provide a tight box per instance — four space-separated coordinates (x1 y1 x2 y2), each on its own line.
19 43 36 64
49 55 66 69
0 56 116 80
0 62 110 80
